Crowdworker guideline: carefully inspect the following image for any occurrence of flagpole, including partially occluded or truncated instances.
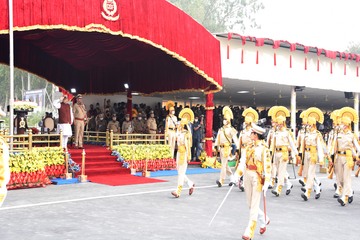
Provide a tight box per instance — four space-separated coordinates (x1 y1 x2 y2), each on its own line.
8 0 14 137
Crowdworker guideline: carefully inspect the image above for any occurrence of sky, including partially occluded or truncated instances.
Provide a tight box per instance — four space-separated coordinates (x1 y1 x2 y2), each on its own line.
244 0 360 52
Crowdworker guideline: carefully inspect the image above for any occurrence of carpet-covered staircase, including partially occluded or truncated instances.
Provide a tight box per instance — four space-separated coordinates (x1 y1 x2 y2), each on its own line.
68 145 165 186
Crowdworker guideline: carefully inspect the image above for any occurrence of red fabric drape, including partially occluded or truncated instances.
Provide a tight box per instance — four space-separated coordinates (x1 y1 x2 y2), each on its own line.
273 40 280 66
127 90 132 120
205 93 214 157
0 0 222 95
255 38 265 64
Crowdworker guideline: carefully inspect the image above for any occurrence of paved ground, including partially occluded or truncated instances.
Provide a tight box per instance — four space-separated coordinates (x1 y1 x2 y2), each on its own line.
1 165 360 240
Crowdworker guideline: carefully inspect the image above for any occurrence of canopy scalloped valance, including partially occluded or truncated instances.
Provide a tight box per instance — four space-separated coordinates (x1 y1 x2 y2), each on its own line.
0 0 222 95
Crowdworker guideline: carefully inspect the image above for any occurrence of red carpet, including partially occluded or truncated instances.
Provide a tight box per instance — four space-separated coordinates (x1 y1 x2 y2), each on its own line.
68 144 167 186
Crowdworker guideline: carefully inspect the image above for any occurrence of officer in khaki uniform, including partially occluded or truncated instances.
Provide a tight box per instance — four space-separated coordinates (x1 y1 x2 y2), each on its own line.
214 106 238 187
171 108 195 198
73 94 87 148
147 110 157 137
121 114 133 134
107 114 120 133
270 106 298 197
165 101 178 158
300 107 325 201
334 107 360 206
235 107 259 191
237 123 271 240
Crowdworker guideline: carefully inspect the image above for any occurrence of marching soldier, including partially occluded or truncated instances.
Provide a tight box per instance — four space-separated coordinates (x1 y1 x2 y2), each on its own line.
73 94 87 149
266 106 278 189
327 109 341 197
235 107 259 191
165 101 178 158
237 123 271 240
334 107 360 206
297 110 308 186
300 107 325 201
214 106 238 187
270 106 298 197
0 135 10 207
171 108 195 198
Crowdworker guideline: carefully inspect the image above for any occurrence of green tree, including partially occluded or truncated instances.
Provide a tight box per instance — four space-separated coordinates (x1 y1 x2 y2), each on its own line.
168 0 264 33
347 41 360 54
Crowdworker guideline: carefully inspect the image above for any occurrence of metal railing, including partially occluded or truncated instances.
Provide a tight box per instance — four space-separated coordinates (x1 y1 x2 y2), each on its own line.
0 130 62 153
109 131 167 149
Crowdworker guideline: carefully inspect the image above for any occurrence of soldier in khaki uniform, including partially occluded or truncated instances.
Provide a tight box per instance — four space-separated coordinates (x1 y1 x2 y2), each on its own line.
214 106 238 187
73 94 87 149
270 107 298 197
266 106 278 189
237 123 271 240
147 110 157 137
121 114 133 134
327 110 342 197
107 114 120 133
300 108 325 201
165 101 178 158
171 108 195 198
334 107 360 206
235 107 259 191
132 113 146 134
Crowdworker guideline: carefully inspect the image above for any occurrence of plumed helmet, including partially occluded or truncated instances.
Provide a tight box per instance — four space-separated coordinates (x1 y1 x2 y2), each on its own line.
222 106 233 121
268 106 278 121
273 106 290 124
242 107 259 124
166 100 175 111
299 110 308 124
178 108 194 124
330 109 340 125
304 107 324 125
338 107 358 125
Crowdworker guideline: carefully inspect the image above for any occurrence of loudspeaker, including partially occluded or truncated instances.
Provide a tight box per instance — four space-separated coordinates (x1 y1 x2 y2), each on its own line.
344 92 354 99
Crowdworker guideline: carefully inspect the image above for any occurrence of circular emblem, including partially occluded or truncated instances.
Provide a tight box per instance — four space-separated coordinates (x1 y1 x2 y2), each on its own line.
101 0 120 21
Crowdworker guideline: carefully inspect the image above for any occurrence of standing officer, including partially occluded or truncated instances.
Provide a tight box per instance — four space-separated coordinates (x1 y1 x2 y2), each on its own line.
270 106 298 197
235 107 259 191
121 114 133 134
237 123 271 240
165 101 178 158
107 114 120 133
147 110 157 138
334 107 360 206
214 106 238 187
73 94 87 149
171 108 195 198
191 115 202 161
300 108 325 201
53 94 73 149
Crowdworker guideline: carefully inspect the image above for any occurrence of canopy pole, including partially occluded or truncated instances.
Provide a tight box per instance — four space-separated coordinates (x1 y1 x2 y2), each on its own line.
8 0 14 137
354 92 359 136
290 86 296 136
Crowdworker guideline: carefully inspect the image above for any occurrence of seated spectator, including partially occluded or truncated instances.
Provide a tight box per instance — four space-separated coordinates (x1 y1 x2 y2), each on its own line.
96 113 107 132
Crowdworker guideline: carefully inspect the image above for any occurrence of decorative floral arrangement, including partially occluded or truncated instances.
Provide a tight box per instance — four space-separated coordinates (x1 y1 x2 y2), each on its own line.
13 101 37 111
199 151 221 168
